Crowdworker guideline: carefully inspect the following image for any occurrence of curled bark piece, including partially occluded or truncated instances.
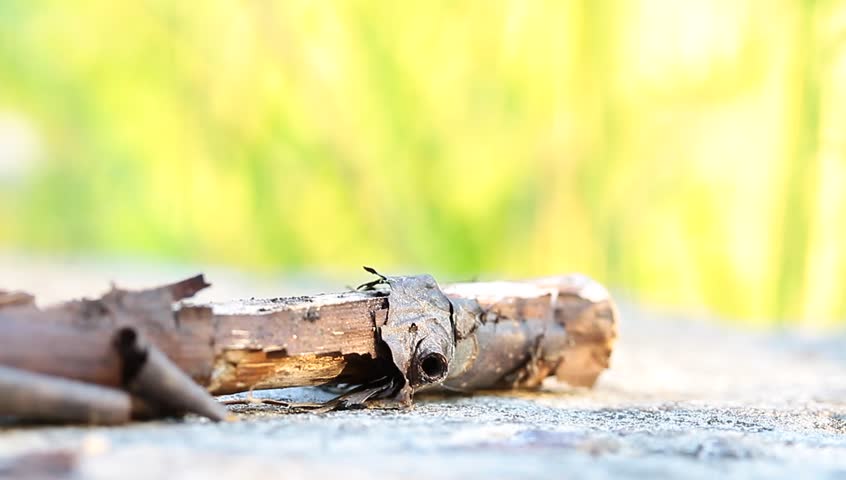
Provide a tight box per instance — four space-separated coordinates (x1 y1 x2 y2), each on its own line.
0 365 131 424
365 272 455 404
114 328 228 422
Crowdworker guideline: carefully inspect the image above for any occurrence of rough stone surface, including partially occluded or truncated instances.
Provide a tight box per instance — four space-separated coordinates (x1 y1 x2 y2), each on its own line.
1 259 845 479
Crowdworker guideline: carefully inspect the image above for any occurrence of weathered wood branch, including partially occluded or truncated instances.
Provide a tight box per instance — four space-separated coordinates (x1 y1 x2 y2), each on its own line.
205 291 392 394
0 271 618 421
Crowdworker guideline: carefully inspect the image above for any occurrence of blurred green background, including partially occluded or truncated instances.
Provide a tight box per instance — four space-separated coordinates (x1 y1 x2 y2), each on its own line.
0 0 844 325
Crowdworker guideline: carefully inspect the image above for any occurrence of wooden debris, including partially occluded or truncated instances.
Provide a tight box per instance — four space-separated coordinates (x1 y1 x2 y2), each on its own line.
0 270 619 423
441 275 617 391
0 275 225 423
205 291 391 394
114 327 229 421
0 365 131 425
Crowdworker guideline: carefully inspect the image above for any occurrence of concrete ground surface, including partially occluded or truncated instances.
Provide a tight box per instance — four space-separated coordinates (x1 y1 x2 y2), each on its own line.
1 257 845 479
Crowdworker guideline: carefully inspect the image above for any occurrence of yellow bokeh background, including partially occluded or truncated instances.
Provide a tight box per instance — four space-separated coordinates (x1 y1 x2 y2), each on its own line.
0 0 844 325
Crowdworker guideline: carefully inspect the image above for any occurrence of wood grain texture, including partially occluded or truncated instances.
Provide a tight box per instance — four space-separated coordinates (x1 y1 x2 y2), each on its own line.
0 273 617 402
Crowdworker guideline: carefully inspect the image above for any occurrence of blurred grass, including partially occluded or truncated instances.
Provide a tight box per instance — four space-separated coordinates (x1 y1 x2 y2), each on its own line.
0 0 845 325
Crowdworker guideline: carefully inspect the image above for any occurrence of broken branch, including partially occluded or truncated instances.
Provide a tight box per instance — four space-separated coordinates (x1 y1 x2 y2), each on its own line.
0 270 618 422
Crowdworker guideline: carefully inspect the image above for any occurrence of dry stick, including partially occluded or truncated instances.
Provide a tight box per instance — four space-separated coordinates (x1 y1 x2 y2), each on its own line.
207 274 618 396
114 327 229 421
0 365 132 424
0 273 617 409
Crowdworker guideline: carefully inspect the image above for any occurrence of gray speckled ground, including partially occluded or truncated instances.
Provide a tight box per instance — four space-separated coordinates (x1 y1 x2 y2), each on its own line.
1 257 845 479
